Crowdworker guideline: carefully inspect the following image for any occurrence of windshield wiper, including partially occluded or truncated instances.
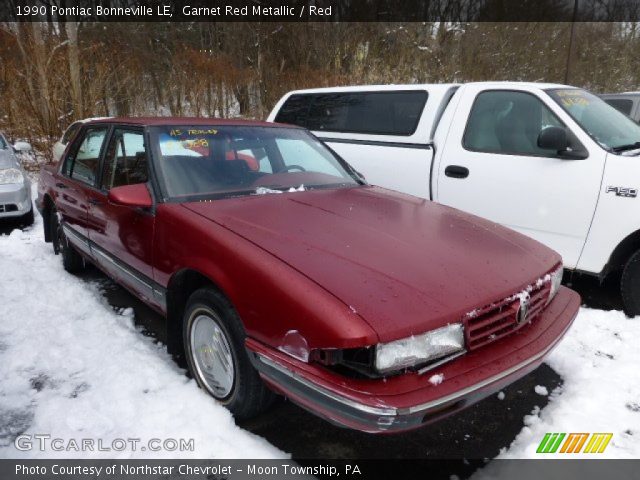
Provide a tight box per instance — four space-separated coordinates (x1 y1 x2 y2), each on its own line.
612 142 640 153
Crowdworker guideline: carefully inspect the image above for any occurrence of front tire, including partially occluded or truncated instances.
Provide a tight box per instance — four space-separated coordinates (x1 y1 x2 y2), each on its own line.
621 249 640 317
183 287 274 420
49 206 84 273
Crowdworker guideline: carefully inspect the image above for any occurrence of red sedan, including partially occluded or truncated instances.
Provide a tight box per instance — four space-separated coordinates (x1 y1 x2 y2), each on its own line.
37 118 579 433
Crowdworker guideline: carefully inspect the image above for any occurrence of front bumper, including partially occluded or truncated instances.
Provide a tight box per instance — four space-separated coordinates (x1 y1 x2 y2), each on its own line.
0 181 31 218
246 286 580 433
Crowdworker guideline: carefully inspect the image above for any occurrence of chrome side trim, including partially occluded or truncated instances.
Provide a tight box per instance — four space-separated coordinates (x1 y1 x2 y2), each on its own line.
257 335 560 418
92 247 154 291
61 223 166 303
62 224 89 246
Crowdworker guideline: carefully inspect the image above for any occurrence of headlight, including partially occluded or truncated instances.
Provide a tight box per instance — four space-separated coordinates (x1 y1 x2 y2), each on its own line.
375 323 465 374
548 264 564 304
0 168 24 185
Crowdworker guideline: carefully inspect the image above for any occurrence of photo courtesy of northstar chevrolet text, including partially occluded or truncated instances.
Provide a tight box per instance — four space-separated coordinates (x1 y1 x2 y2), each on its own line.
0 1 639 479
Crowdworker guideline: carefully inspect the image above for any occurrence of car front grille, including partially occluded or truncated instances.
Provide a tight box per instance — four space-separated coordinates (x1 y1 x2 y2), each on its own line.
463 279 551 350
0 204 18 213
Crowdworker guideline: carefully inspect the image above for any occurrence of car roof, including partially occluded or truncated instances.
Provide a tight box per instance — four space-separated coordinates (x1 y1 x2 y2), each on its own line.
84 117 293 128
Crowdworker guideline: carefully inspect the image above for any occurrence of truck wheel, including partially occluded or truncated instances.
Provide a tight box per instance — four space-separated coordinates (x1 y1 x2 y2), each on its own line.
621 249 640 317
183 287 274 420
49 207 84 273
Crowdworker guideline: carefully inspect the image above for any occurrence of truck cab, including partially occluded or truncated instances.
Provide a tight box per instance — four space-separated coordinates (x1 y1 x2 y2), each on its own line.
600 92 640 123
269 82 640 316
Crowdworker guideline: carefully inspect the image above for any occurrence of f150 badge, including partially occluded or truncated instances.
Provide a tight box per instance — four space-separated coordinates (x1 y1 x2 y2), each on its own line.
606 186 638 198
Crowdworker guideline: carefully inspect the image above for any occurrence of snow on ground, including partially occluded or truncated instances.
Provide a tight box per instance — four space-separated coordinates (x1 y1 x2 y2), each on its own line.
0 206 284 459
493 307 640 459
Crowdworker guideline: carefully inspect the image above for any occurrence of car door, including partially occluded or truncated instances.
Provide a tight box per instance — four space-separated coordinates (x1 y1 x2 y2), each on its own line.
54 126 109 256
435 86 606 269
85 127 160 307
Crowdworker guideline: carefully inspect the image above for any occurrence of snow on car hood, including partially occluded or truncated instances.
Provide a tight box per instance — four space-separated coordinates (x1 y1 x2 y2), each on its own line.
0 149 19 169
183 186 560 340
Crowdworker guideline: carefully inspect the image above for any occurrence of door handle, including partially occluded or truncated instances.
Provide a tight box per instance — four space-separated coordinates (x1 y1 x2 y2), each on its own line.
55 182 68 189
444 165 470 179
88 198 103 206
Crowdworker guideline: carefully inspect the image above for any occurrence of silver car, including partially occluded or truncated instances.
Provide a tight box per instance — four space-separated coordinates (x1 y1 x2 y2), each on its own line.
0 132 33 225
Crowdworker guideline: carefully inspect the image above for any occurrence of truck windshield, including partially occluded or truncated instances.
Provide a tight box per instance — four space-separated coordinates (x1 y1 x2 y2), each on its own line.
547 88 640 152
149 125 359 201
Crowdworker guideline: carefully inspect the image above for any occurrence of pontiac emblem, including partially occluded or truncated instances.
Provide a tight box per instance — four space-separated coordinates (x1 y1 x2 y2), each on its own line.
516 293 531 324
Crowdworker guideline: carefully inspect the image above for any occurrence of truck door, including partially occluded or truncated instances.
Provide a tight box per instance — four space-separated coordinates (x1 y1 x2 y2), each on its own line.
435 85 606 269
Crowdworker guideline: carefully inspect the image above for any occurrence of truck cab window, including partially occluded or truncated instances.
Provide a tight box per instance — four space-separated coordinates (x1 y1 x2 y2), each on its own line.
101 130 148 190
604 98 634 117
463 90 576 157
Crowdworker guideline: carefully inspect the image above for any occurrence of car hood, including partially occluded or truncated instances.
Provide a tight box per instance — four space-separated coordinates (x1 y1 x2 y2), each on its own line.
183 187 560 342
0 149 18 169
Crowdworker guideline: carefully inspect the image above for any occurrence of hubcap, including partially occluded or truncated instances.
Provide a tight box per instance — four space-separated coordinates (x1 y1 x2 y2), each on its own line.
190 313 235 399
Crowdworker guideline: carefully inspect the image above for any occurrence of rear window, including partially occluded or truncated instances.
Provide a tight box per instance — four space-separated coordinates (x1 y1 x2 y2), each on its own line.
603 98 634 117
274 90 428 136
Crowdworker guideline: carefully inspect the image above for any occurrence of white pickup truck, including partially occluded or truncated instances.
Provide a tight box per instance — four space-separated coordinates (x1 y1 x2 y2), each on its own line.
268 82 640 316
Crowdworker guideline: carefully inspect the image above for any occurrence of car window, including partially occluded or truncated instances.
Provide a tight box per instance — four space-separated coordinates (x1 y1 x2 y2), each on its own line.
63 127 108 186
275 138 343 176
603 98 634 117
275 91 428 136
101 129 148 190
151 126 358 199
463 90 578 156
62 122 81 144
0 134 7 149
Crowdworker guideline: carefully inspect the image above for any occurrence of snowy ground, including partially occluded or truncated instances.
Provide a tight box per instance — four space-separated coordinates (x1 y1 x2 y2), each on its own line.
495 307 640 458
0 188 638 461
0 207 284 459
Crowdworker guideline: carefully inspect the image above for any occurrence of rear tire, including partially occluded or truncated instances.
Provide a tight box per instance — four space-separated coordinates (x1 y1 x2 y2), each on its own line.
621 249 640 317
49 206 84 273
183 287 274 420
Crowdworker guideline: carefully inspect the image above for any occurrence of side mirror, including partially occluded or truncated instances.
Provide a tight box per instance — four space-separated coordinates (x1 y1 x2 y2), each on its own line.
108 183 153 209
13 141 32 153
537 126 587 160
537 126 568 151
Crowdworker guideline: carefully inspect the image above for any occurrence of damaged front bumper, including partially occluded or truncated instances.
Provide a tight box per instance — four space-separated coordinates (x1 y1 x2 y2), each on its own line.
246 286 580 433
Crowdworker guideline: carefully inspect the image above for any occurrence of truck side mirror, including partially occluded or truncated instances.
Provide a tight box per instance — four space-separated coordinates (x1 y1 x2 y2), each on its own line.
537 126 568 151
108 183 153 209
537 126 587 160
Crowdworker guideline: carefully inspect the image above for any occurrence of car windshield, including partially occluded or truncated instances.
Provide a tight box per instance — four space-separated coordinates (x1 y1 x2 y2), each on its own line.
547 88 640 152
149 125 360 200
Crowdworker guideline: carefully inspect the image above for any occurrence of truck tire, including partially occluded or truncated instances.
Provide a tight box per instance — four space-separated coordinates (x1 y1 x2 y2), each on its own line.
621 249 640 317
183 287 274 420
50 207 84 273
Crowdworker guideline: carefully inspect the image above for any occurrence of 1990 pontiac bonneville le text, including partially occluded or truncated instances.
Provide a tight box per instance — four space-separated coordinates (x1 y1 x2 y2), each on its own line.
37 118 580 433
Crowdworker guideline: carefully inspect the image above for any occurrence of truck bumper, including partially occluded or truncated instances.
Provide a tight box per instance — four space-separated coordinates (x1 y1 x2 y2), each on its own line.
246 286 580 433
0 181 32 219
